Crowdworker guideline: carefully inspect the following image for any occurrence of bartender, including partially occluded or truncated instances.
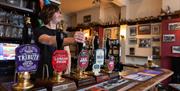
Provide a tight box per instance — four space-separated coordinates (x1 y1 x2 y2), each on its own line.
33 4 85 79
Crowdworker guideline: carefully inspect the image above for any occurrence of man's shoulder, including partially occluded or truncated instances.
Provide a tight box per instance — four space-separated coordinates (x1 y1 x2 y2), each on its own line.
34 26 50 33
35 26 47 31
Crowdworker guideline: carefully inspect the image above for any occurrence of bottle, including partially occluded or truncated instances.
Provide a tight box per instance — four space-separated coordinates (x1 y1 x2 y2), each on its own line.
23 15 34 44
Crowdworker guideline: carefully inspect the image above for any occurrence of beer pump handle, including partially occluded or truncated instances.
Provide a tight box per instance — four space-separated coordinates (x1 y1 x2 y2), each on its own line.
83 43 86 49
56 30 64 50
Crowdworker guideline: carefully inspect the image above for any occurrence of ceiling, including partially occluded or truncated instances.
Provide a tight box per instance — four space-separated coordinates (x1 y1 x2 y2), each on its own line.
61 0 95 14
61 0 125 14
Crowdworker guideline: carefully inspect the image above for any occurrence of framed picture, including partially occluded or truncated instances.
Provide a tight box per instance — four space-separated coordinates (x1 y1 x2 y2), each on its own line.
104 28 111 37
163 34 175 42
152 46 160 58
138 25 151 35
139 38 151 48
172 46 180 54
83 15 91 23
151 24 160 35
128 38 137 45
168 22 180 30
129 26 137 36
111 28 119 39
152 36 160 42
129 47 135 55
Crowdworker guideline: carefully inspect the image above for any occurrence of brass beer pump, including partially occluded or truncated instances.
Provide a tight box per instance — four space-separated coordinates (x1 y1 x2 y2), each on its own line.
51 71 65 83
13 72 33 90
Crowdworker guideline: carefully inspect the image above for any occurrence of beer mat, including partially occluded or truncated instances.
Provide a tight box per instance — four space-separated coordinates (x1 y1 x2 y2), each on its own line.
77 78 139 91
123 73 152 81
143 69 163 75
123 69 163 81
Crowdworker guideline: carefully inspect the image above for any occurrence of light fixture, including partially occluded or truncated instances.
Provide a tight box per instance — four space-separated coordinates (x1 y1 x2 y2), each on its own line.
120 34 125 38
120 25 127 38
92 0 101 5
83 29 90 38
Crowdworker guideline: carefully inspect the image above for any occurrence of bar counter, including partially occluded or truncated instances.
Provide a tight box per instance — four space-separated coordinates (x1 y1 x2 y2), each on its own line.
121 66 173 91
77 66 173 91
0 66 173 91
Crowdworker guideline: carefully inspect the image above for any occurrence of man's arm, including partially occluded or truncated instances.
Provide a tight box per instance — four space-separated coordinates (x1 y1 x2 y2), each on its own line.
38 34 76 47
38 34 57 46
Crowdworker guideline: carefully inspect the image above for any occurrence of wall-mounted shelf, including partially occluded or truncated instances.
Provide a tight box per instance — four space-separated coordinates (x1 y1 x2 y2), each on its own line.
0 37 22 43
167 54 180 58
0 22 23 28
126 55 147 58
0 2 33 13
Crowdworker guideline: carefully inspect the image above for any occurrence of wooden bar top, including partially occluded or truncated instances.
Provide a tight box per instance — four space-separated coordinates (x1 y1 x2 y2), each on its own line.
120 67 173 91
0 67 173 91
